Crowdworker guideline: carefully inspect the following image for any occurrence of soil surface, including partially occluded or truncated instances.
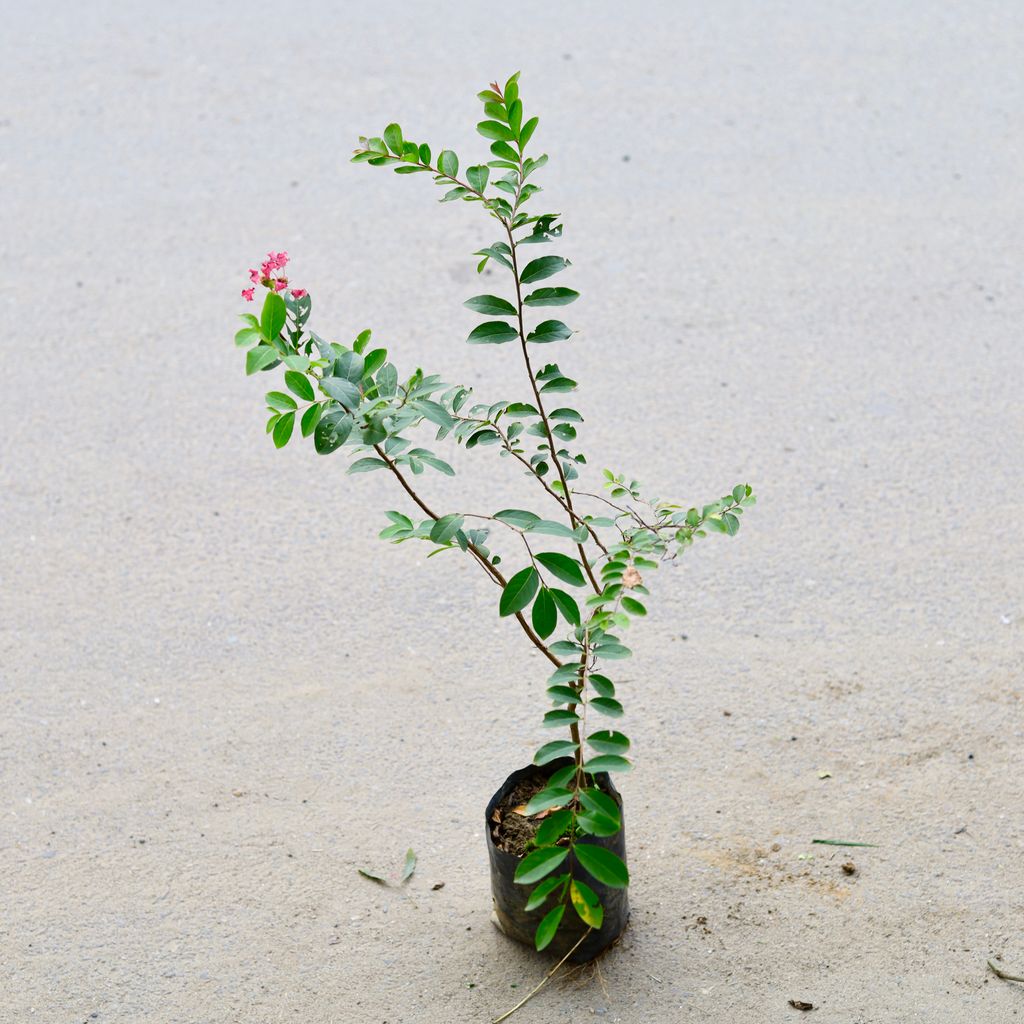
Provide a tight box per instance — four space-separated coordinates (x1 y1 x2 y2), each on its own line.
3 4 1023 1024
492 771 552 856
491 767 610 856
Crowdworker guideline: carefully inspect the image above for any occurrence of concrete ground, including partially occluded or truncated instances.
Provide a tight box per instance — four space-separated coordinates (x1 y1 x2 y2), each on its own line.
2 2 1022 1021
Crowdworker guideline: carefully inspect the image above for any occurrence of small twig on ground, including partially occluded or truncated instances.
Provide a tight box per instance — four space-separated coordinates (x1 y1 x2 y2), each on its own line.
988 960 1024 983
491 930 592 1024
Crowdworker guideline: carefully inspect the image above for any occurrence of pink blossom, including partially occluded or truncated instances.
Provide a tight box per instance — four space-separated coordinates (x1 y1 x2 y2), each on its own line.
273 278 288 292
290 288 307 299
241 287 255 302
248 268 260 284
260 260 273 280
265 250 289 272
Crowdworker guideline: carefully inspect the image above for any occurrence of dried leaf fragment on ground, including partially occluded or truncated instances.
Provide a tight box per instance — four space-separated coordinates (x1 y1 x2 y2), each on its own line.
401 848 416 883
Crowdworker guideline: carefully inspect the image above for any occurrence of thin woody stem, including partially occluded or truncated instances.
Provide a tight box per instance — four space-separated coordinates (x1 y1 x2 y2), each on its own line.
459 414 609 556
373 444 562 668
502 219 602 594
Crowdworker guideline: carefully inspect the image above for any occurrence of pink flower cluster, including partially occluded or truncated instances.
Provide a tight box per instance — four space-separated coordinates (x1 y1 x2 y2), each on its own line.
241 250 307 302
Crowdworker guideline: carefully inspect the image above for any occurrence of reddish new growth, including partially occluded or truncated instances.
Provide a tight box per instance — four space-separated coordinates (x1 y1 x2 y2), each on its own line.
241 250 306 302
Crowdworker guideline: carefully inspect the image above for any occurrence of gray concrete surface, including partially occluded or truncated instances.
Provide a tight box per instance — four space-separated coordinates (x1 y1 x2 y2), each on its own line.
2 2 1022 1021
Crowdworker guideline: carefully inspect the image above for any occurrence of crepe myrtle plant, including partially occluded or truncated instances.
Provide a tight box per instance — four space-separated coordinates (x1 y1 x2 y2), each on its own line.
233 73 755 954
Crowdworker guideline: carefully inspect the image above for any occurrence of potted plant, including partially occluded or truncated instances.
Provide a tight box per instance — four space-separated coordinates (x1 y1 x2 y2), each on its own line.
232 73 755 964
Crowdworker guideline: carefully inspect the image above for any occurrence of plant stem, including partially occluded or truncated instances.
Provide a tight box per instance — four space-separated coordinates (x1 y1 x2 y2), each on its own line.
568 634 590 794
502 220 601 594
373 444 562 668
454 413 609 556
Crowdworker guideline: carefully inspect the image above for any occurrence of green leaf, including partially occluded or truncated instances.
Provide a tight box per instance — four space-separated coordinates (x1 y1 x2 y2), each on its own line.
376 363 398 397
300 402 322 438
543 709 580 728
524 873 568 911
260 291 287 341
416 454 455 476
514 845 569 885
464 294 516 317
526 520 579 539
490 140 520 162
534 808 573 847
272 411 294 448
594 643 632 660
417 400 455 431
477 119 516 142
348 457 388 474
321 377 361 409
576 809 620 837
523 287 579 307
467 321 519 345
546 685 581 705
520 116 539 148
549 588 581 627
438 150 459 178
539 378 577 394
265 391 297 412
588 674 614 698
587 731 630 755
499 566 540 617
429 514 464 544
313 411 353 454
494 509 541 529
527 320 573 344
549 407 583 423
284 370 315 402
574 844 629 888
535 551 586 587
466 164 490 192
548 640 583 657
621 597 646 616
383 123 404 156
534 904 565 951
532 587 557 639
520 256 570 284
570 879 604 928
334 350 365 382
523 787 573 815
533 739 578 766
235 327 262 347
246 345 278 375
362 348 388 379
579 788 620 821
507 98 523 135
547 765 576 788
590 697 624 718
584 754 632 773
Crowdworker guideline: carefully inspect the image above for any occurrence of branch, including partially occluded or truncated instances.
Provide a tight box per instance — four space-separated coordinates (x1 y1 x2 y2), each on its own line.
373 444 562 668
502 220 601 594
